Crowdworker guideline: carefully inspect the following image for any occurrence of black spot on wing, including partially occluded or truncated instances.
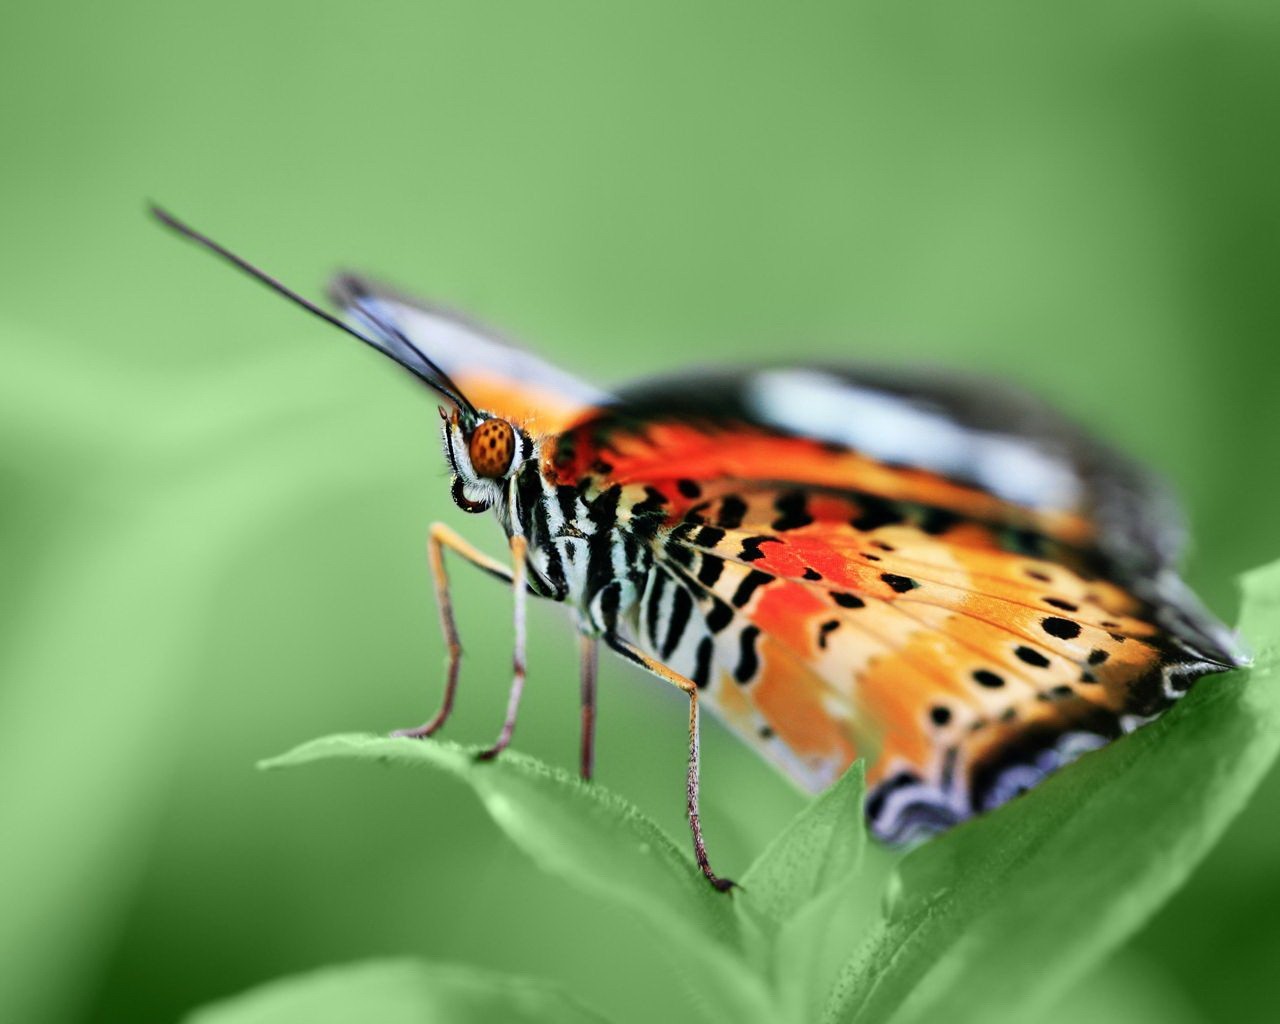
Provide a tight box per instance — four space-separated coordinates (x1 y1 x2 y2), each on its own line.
1041 616 1082 640
740 536 782 561
1015 645 1051 668
645 571 668 648
717 495 747 529
705 597 734 633
665 543 694 569
772 490 813 531
691 635 714 688
697 553 725 587
662 586 693 659
732 570 773 608
817 619 840 649
851 496 904 532
677 478 702 499
692 525 726 548
683 499 712 525
832 591 865 609
973 669 1005 688
881 573 918 593
661 553 736 637
735 626 761 684
668 521 699 544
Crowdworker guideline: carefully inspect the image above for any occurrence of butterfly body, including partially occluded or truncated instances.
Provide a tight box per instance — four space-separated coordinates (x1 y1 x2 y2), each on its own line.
157 207 1246 884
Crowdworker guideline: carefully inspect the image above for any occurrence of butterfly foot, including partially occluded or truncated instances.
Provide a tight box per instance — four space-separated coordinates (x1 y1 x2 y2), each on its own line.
707 875 738 894
391 716 445 740
474 740 510 762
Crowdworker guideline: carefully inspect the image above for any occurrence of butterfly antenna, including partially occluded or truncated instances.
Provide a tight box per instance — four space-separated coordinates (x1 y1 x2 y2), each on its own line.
149 204 478 416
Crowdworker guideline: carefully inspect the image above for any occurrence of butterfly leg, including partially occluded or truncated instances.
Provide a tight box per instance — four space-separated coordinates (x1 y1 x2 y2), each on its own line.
392 522 513 739
607 637 735 892
578 633 598 781
476 534 529 761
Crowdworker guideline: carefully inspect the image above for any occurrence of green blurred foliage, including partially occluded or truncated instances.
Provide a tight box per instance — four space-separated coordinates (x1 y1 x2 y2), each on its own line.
1 1 1278 1022
185 960 610 1024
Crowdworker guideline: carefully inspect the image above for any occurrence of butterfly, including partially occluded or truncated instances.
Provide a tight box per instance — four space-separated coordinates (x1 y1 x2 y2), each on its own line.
154 206 1247 891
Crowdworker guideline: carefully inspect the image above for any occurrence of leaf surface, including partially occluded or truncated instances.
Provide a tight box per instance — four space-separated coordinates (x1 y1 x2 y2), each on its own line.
741 761 867 926
738 762 885 1021
261 734 770 1022
184 958 611 1024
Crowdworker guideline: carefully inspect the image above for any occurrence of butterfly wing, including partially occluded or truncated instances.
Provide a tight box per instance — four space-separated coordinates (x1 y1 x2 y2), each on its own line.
557 365 1243 662
329 275 610 431
552 366 1243 842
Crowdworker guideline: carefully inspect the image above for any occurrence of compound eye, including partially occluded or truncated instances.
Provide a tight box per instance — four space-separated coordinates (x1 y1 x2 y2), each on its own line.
468 418 516 479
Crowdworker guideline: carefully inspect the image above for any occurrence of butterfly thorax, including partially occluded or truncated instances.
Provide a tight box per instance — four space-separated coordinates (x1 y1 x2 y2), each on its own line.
505 450 663 636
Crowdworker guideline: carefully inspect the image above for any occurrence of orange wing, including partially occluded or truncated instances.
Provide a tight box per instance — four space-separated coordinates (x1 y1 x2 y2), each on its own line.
550 368 1243 842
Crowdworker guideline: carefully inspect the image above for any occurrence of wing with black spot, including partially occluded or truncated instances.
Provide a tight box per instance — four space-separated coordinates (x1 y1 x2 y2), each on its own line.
556 365 1243 666
622 480 1236 844
553 368 1243 843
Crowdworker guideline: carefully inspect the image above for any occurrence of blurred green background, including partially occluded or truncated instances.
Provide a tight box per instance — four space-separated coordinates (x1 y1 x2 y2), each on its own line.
2 2 1278 1021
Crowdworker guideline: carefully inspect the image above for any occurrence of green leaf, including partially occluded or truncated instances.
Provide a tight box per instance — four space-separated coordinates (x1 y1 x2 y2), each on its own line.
1038 950 1205 1024
741 760 868 926
260 735 772 1023
183 958 611 1024
822 560 1280 1024
738 762 885 1022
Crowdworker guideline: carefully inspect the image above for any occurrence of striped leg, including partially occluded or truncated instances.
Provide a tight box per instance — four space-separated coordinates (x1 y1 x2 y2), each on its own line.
579 633 598 781
393 522 513 740
476 534 529 761
606 636 735 892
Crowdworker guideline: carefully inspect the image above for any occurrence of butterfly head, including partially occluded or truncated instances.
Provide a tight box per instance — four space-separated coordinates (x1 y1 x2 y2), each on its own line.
441 408 528 514
150 207 533 518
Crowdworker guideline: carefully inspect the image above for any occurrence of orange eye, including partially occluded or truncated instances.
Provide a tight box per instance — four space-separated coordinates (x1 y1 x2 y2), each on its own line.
468 418 516 479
